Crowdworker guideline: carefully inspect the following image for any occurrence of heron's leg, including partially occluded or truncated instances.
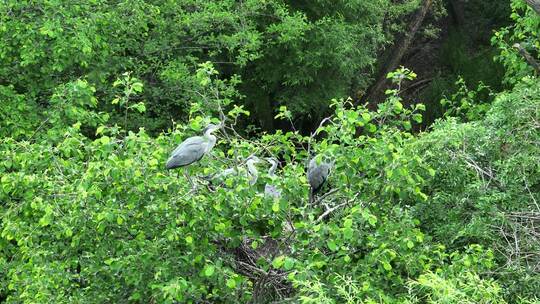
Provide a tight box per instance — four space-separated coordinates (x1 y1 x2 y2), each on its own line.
183 167 196 189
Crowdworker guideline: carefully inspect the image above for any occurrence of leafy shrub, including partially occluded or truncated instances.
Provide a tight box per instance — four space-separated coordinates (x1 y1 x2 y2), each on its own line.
4 66 538 303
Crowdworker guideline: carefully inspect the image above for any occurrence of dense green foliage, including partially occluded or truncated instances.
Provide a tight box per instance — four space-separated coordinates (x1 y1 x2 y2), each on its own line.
0 0 419 132
1 0 540 303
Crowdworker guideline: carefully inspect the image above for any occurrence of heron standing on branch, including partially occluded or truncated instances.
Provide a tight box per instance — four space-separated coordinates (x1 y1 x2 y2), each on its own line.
166 123 222 186
307 156 332 203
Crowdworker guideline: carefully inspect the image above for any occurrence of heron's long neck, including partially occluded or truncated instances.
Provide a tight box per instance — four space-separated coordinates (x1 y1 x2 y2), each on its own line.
268 162 277 177
246 160 258 176
204 133 217 152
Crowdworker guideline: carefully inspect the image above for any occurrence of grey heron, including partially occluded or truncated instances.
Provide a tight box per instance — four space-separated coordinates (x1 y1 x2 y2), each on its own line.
307 155 332 202
264 157 282 199
166 123 222 185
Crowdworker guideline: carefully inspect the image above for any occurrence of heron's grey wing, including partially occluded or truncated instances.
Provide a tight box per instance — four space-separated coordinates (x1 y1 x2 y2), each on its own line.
169 136 203 156
307 163 330 192
166 136 208 169
308 158 318 172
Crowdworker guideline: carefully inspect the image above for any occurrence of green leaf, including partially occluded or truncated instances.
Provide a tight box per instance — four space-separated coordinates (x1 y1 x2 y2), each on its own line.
327 240 338 252
65 228 73 238
96 126 105 135
343 227 354 240
133 102 146 113
39 215 51 227
272 202 280 212
272 256 285 269
130 292 141 301
185 236 193 244
403 121 411 130
100 136 111 145
203 265 215 277
116 216 123 225
361 113 371 122
132 82 144 92
149 158 158 167
284 258 295 270
367 123 377 133
226 278 236 289
382 261 392 271
407 240 414 249
394 101 403 112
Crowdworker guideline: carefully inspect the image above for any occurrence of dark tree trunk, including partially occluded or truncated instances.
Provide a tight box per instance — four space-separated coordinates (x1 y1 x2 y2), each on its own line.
358 0 433 105
256 93 276 132
449 0 466 27
525 0 540 15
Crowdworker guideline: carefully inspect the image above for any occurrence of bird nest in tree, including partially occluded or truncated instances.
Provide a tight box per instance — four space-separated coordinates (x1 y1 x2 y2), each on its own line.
219 236 294 302
498 212 540 272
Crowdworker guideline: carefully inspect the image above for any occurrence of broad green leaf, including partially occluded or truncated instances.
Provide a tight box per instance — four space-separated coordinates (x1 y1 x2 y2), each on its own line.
272 256 285 269
284 258 295 270
203 265 215 277
327 240 338 252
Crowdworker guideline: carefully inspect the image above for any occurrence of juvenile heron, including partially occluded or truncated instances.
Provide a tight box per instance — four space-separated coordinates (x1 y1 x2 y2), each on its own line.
166 123 222 185
245 155 261 186
264 157 281 199
307 155 332 202
205 154 261 187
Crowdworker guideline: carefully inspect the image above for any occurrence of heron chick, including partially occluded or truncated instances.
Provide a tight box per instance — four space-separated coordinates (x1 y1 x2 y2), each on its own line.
245 155 261 186
264 157 282 199
207 155 260 187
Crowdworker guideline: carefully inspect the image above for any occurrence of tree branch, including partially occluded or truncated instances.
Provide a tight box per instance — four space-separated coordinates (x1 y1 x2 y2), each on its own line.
357 0 433 105
513 43 540 74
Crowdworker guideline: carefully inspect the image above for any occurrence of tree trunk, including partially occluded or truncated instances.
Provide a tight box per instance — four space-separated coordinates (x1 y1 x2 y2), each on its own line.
256 93 276 132
449 0 466 27
358 0 433 105
525 0 540 15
